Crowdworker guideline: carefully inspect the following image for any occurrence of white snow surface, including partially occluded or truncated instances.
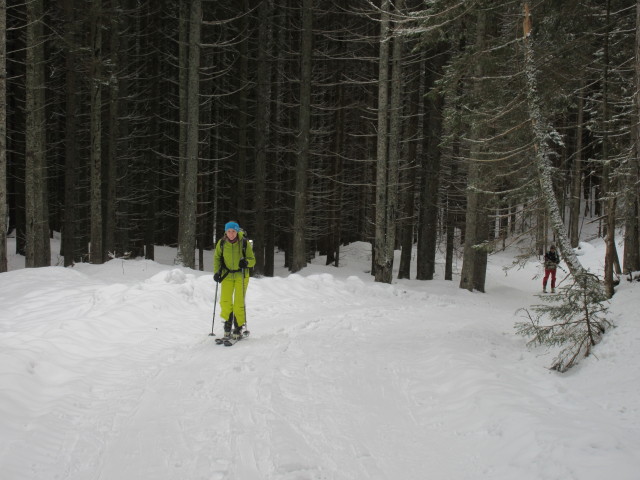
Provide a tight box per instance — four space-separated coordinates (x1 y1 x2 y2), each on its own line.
1 237 640 480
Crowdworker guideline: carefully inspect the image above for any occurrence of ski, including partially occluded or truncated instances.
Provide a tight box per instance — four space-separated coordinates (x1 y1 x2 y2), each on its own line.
212 329 250 346
223 331 250 346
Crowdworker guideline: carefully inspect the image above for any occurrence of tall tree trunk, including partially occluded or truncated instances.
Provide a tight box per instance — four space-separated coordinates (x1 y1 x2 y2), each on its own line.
398 66 420 280
236 0 250 224
385 0 403 275
444 136 461 282
445 69 464 282
444 195 455 281
0 0 6 272
624 0 640 274
105 0 120 258
62 0 79 266
459 10 489 292
328 71 344 268
569 80 584 248
25 0 50 268
177 0 201 269
601 0 617 298
253 0 272 276
291 0 312 273
417 51 445 281
144 1 159 261
116 1 131 259
374 0 393 283
89 0 104 264
177 0 189 248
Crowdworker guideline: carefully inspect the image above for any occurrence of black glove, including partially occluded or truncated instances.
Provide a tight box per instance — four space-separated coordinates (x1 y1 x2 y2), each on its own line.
213 273 222 283
239 258 248 269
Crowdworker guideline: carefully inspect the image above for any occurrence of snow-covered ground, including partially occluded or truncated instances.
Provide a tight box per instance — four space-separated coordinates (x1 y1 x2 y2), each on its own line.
1 236 639 480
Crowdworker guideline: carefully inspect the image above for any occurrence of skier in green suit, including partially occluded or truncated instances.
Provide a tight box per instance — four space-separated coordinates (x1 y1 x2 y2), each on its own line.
213 221 256 339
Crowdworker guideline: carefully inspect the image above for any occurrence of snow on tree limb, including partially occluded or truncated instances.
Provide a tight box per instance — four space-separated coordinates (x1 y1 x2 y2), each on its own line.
521 1 588 281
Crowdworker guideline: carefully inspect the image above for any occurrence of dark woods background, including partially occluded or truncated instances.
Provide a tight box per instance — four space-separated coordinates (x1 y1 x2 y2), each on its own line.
1 0 639 295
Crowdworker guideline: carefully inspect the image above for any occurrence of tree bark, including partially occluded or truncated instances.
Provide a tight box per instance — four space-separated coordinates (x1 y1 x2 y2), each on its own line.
444 136 460 282
253 0 272 276
116 0 132 259
327 56 345 268
385 0 403 277
105 0 120 258
177 0 201 269
0 0 6 272
177 0 189 248
25 0 50 268
624 0 640 274
459 10 489 292
89 0 104 264
398 63 420 280
62 0 80 266
417 51 445 281
374 0 394 283
569 81 584 249
291 0 313 273
601 0 617 298
144 1 159 261
236 0 250 224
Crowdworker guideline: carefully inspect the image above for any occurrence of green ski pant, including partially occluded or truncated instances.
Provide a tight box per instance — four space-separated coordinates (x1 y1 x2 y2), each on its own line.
220 274 249 327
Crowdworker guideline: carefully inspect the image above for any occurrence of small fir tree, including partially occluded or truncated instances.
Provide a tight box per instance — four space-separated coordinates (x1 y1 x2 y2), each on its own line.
516 273 613 372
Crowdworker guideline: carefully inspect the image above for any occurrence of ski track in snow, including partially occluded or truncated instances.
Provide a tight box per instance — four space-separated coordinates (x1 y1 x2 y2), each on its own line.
1 246 640 480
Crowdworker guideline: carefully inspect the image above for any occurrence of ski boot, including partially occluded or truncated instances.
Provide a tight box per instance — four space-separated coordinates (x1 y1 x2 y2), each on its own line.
223 313 234 339
231 326 243 340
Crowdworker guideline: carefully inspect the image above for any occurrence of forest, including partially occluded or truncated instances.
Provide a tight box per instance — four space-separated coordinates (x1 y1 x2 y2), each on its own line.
0 0 639 297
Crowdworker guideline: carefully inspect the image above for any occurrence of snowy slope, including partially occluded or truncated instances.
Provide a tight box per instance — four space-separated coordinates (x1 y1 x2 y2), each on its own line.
1 239 639 480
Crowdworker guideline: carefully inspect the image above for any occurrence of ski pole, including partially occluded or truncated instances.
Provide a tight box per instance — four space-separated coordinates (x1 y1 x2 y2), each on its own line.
242 266 249 335
209 278 219 336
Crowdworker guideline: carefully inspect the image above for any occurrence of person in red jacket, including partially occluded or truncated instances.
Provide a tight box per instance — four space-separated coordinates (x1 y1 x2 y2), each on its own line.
542 245 560 293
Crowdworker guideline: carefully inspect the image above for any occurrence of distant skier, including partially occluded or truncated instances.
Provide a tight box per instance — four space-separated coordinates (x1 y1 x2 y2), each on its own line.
213 221 256 340
542 245 560 293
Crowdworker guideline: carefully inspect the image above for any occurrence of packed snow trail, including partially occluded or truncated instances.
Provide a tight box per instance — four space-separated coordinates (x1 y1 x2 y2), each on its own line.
1 245 640 480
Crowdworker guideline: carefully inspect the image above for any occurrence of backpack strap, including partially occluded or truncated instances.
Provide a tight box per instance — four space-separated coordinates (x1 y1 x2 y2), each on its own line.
216 236 248 279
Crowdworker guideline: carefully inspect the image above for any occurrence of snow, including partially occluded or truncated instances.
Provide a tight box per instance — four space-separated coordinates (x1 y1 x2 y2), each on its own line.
1 237 639 480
